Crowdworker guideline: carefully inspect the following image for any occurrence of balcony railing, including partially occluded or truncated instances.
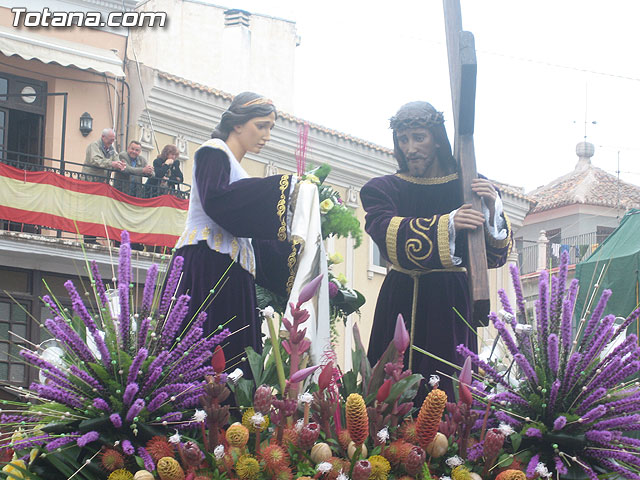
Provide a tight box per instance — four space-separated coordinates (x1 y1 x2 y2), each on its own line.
0 150 191 250
518 232 601 274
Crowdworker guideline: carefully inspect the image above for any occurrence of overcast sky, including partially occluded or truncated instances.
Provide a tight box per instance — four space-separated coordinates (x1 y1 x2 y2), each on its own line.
228 0 640 192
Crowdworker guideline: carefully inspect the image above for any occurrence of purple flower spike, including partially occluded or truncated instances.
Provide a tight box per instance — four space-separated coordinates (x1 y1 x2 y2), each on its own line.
123 382 139 406
548 333 559 374
90 260 108 307
393 313 410 354
110 413 122 428
93 398 109 411
141 263 158 316
127 348 148 385
553 416 567 430
77 431 99 447
160 295 190 349
42 295 61 318
138 447 155 471
159 256 184 316
297 274 323 307
509 264 527 320
126 398 145 422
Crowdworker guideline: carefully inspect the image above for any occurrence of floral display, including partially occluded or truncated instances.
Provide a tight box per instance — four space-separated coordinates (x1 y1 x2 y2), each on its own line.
2 239 639 479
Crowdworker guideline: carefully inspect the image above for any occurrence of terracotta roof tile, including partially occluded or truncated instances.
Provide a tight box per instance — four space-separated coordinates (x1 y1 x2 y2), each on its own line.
156 70 394 154
527 164 640 213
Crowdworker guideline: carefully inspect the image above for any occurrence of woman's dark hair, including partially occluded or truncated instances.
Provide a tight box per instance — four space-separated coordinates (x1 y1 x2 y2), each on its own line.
159 144 179 161
390 101 457 175
211 92 278 140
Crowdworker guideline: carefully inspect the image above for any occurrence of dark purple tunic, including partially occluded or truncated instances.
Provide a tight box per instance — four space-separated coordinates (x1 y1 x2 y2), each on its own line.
174 148 296 373
360 173 512 401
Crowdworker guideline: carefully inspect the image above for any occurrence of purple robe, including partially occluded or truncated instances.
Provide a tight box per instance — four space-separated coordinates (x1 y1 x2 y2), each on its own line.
174 147 297 374
361 172 512 401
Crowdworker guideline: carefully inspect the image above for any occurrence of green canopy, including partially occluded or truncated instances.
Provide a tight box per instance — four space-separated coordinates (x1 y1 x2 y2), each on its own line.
574 209 640 334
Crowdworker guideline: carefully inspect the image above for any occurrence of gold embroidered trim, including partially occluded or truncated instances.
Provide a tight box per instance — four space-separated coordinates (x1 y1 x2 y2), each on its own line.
405 217 436 268
486 212 513 250
188 228 197 245
277 175 289 241
437 214 454 269
202 226 211 239
386 216 403 267
390 264 467 277
230 238 239 259
213 233 222 250
395 172 458 185
286 238 302 295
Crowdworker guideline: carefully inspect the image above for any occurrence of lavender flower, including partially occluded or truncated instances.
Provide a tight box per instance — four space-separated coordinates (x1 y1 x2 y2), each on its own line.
90 260 108 307
125 398 145 422
70 365 104 392
110 413 122 428
548 379 561 411
580 405 607 423
160 294 190 349
20 349 68 383
583 289 612 340
42 294 61 318
560 281 578 352
45 317 93 363
137 316 150 350
526 454 540 479
525 427 542 438
547 333 559 374
93 397 109 411
31 383 83 409
141 263 158 316
537 270 550 353
168 327 204 364
64 279 111 366
492 314 520 358
509 263 527 320
497 288 514 317
127 348 148 385
46 433 79 451
160 411 183 423
159 256 184 317
553 416 566 430
514 353 538 385
138 447 155 471
123 383 139 406
77 431 99 447
577 387 607 415
147 392 168 412
122 439 134 455
141 366 164 397
613 307 640 339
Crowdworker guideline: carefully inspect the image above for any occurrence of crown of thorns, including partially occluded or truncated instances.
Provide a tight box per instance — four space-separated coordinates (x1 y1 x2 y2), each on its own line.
389 110 445 131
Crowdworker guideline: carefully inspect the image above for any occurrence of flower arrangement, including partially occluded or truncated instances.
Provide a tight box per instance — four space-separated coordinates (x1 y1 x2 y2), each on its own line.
0 232 229 480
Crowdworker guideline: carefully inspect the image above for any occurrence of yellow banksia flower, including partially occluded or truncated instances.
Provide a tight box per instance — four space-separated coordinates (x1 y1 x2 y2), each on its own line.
235 454 260 480
226 422 250 448
416 388 447 449
346 393 368 446
107 469 134 480
242 407 270 433
495 470 527 480
452 465 472 480
156 457 185 480
369 455 391 480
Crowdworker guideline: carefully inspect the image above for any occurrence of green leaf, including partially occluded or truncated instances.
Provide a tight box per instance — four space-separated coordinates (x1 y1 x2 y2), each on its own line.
135 455 145 469
497 453 513 467
385 374 423 405
78 415 110 433
245 347 264 386
511 432 522 451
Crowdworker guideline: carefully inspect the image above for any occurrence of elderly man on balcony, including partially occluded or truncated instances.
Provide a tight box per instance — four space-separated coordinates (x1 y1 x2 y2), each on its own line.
82 128 125 183
113 140 153 197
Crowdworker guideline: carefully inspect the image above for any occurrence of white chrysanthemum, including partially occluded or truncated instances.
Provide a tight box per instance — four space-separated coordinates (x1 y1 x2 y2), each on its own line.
298 392 313 404
317 462 332 473
445 455 463 468
429 374 441 387
377 427 389 443
498 422 515 436
251 412 266 429
214 444 225 460
536 462 552 478
192 409 207 422
262 306 275 319
336 471 349 480
168 431 181 444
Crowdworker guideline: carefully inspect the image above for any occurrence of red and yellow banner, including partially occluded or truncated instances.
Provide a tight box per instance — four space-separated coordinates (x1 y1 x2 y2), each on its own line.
0 163 188 247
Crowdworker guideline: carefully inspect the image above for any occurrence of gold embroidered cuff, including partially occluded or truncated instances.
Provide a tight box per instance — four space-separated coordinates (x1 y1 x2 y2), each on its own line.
437 214 454 269
486 212 512 250
277 174 289 241
386 216 403 267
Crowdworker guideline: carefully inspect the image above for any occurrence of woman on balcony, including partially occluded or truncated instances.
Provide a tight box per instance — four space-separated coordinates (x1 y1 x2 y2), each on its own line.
172 92 298 375
145 144 184 196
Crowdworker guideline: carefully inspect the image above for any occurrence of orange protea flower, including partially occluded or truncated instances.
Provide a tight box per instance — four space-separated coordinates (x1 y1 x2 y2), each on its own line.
383 439 412 466
416 388 447 449
495 469 526 480
337 430 352 451
272 465 293 480
260 443 289 474
368 454 391 480
226 422 250 448
100 448 125 472
146 436 175 462
345 393 368 446
399 418 419 444
235 454 260 480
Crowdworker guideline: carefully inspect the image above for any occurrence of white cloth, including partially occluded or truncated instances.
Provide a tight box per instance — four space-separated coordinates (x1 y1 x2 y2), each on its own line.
448 195 507 265
281 182 331 364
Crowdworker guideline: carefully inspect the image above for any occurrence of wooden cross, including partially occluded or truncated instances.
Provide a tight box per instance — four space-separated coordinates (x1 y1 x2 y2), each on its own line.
443 0 490 324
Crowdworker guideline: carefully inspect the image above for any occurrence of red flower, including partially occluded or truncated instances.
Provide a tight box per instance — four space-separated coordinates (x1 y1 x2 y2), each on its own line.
376 378 392 403
318 362 334 392
211 345 225 373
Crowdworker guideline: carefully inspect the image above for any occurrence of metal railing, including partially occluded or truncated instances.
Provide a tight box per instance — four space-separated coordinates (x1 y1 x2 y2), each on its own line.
519 245 538 274
518 232 602 274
